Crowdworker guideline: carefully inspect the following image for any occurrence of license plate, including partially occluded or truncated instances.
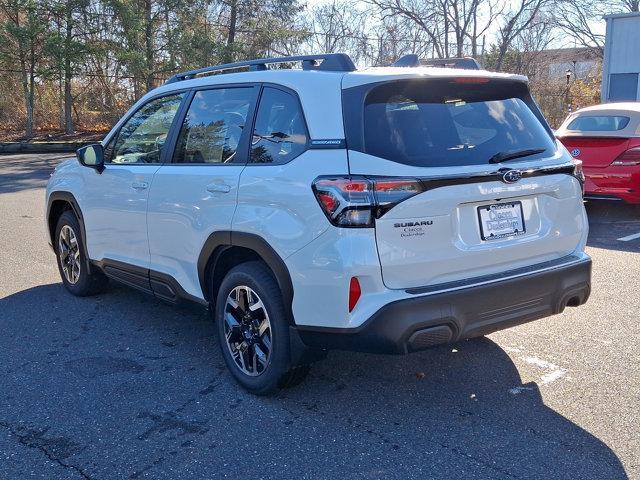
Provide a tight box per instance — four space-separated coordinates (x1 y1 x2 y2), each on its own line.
477 201 525 240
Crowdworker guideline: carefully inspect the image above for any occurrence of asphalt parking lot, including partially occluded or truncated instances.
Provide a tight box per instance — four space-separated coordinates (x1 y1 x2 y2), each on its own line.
1 153 639 479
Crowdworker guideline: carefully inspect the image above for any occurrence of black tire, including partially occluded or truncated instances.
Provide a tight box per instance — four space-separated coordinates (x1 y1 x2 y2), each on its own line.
215 261 309 395
54 210 108 296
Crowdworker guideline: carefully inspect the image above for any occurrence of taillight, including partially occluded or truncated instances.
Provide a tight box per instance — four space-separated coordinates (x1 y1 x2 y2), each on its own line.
612 147 640 166
312 176 424 227
348 277 361 312
572 159 585 195
572 159 584 181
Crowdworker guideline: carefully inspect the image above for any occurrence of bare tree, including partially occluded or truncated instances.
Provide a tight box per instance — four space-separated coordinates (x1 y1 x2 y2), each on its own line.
291 1 433 67
367 15 433 65
553 0 639 58
510 15 555 76
552 0 606 57
622 0 639 12
367 0 499 59
439 0 497 57
493 0 550 70
368 0 446 58
305 1 367 56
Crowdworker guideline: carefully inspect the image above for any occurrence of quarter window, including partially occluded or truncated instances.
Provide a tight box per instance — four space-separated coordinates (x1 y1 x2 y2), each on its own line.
250 87 308 164
174 88 254 164
108 94 184 164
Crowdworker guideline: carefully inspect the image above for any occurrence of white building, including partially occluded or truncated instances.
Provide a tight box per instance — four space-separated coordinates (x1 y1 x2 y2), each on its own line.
602 12 640 102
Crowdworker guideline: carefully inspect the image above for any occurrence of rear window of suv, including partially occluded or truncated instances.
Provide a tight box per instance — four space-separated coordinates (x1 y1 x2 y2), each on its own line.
567 115 630 132
343 78 556 167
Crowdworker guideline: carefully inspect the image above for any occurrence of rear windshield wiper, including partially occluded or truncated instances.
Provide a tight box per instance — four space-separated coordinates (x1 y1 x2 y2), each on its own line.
488 148 546 164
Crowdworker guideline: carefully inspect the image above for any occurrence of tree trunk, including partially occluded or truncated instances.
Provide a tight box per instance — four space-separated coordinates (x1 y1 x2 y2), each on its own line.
471 9 478 57
28 63 36 140
145 0 155 92
443 4 449 58
64 62 73 133
59 71 64 129
164 6 174 69
15 11 33 139
496 43 508 71
226 0 238 61
20 65 33 139
64 6 74 134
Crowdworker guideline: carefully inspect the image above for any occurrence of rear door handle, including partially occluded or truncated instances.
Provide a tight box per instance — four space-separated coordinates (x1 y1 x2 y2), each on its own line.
206 183 231 193
131 181 149 190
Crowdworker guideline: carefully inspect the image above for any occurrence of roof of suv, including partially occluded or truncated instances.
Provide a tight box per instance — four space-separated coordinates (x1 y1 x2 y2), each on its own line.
151 65 528 97
119 57 530 142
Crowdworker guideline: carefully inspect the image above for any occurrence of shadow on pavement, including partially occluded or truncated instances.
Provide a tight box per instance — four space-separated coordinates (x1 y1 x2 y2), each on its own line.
279 339 629 478
0 154 71 194
0 283 629 479
586 201 640 253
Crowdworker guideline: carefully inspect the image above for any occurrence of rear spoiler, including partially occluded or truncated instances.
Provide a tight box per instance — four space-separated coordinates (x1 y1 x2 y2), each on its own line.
392 54 481 70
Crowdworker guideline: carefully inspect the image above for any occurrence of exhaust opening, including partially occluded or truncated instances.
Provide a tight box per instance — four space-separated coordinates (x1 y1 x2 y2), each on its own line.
566 296 582 307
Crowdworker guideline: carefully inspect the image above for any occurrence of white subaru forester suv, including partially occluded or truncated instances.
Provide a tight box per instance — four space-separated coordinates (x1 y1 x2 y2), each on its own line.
46 54 591 394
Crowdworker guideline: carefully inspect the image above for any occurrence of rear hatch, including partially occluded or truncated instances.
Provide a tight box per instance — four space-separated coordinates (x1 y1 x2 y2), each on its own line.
557 114 633 167
341 75 585 290
559 137 629 168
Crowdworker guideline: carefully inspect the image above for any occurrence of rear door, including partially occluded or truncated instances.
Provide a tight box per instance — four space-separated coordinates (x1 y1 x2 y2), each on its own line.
147 85 259 298
342 77 586 289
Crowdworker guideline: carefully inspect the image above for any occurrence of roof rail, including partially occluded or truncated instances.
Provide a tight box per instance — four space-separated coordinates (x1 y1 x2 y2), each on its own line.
391 54 481 70
165 53 356 84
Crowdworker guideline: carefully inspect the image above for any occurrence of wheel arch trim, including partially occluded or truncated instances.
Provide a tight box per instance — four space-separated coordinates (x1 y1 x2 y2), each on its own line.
197 231 295 323
46 191 91 271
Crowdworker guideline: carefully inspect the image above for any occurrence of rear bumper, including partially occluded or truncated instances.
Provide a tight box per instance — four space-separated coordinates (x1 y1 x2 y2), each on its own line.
295 255 591 354
584 167 640 203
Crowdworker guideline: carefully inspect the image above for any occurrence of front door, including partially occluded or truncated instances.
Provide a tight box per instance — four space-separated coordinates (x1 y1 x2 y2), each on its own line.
82 93 186 268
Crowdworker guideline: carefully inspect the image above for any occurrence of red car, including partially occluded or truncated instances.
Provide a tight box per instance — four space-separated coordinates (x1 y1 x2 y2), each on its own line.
556 103 640 204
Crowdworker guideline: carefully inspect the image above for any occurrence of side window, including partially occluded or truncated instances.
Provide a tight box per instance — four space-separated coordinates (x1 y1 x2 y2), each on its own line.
174 88 254 164
250 87 308 164
108 93 184 164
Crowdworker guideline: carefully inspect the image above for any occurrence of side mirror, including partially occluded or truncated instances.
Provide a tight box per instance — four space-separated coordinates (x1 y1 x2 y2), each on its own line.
77 144 105 173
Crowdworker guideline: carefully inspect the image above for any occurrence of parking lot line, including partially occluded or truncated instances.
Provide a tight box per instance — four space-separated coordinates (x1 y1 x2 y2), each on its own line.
617 231 640 242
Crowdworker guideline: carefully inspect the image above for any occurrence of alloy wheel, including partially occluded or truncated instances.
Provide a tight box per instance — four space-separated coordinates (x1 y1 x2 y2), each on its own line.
224 285 272 376
58 225 81 284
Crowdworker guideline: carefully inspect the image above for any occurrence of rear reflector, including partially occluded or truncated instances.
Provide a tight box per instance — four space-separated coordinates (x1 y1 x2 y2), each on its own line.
316 191 339 214
348 277 361 312
612 147 640 166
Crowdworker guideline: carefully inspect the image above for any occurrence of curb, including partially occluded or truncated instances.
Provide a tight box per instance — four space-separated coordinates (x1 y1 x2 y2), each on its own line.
0 141 94 154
